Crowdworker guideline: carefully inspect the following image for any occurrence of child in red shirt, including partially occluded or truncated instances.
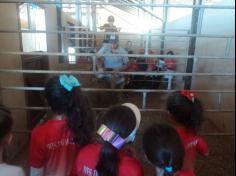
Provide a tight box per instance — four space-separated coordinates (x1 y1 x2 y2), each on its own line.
70 103 144 176
0 105 25 176
167 90 209 176
143 123 185 176
29 75 95 176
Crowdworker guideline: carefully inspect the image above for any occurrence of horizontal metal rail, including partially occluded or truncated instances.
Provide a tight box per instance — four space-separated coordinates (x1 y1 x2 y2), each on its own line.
0 51 234 60
11 129 235 136
1 86 235 94
0 0 235 9
0 69 234 76
7 106 235 113
0 30 234 38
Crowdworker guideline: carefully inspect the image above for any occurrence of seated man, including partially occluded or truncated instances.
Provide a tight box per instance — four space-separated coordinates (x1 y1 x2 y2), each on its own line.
97 36 129 88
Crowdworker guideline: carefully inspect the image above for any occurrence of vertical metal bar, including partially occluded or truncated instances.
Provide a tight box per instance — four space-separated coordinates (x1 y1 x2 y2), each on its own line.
91 5 97 48
225 38 233 57
145 35 149 55
27 3 31 30
86 0 91 47
184 0 203 89
160 0 168 55
56 3 64 62
16 3 23 52
92 56 96 72
142 92 147 108
218 93 222 110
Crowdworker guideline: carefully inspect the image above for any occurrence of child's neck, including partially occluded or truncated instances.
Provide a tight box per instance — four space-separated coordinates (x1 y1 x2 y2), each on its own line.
53 113 66 120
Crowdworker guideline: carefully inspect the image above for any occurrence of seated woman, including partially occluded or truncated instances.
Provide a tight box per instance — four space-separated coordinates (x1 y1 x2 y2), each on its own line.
70 103 144 176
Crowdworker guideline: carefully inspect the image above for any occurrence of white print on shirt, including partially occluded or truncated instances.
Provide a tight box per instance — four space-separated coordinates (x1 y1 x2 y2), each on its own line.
47 138 75 150
186 139 199 150
83 166 98 176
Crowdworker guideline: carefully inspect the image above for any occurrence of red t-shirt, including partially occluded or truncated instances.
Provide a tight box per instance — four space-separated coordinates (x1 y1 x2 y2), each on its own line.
70 144 144 176
29 119 79 176
177 128 209 170
176 169 195 176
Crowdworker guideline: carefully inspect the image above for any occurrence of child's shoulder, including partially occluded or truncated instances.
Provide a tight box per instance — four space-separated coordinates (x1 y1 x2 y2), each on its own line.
119 151 143 173
176 169 195 176
0 164 24 176
32 119 66 133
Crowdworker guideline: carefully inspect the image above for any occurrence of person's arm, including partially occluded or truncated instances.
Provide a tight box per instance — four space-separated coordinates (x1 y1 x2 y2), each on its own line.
30 167 44 176
100 24 109 30
97 46 107 57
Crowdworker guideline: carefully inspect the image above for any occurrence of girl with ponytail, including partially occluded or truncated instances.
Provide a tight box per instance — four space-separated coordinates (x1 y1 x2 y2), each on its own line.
70 103 144 176
29 75 95 176
166 90 209 175
143 124 185 176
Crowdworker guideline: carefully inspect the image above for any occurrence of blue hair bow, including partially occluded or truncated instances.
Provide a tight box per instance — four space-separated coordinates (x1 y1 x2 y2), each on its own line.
59 74 81 91
164 166 173 173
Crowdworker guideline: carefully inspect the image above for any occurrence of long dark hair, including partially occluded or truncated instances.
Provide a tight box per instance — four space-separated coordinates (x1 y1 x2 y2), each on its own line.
0 105 13 143
96 105 136 176
45 75 95 148
143 124 184 176
167 91 204 132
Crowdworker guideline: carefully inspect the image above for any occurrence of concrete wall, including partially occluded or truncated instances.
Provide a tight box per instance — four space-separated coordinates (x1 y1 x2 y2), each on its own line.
163 0 235 132
0 3 28 158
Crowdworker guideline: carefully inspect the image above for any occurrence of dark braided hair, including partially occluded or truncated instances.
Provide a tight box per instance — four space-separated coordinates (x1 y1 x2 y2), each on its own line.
143 124 184 176
96 105 136 176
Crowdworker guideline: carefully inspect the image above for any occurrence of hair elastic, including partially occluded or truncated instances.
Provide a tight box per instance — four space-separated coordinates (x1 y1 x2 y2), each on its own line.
180 90 195 103
59 74 81 91
97 124 126 150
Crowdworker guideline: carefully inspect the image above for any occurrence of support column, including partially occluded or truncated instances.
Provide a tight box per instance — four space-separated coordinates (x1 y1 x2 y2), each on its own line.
184 0 203 89
56 1 64 63
160 0 168 55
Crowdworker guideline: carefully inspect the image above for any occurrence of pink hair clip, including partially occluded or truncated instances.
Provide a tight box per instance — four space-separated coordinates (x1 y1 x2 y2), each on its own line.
180 90 195 103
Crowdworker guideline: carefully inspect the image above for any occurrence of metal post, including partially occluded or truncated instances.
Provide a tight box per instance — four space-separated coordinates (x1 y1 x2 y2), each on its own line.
225 38 233 56
218 93 222 110
145 35 149 55
184 0 203 89
16 3 23 52
56 2 65 63
160 0 168 55
91 4 97 48
92 56 96 72
142 92 147 109
75 1 82 49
